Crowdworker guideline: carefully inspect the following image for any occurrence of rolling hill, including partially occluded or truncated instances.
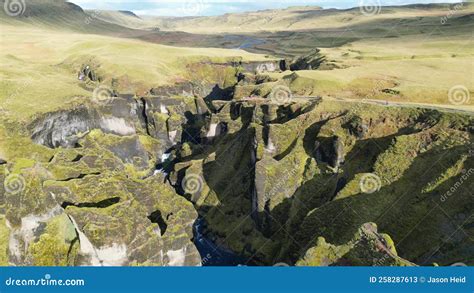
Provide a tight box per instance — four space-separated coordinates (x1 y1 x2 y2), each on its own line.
0 0 135 34
144 3 474 33
83 9 150 30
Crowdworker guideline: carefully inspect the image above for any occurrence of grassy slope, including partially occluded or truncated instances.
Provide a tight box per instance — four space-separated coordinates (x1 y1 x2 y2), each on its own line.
0 23 267 121
269 35 474 109
84 10 158 30
87 3 473 109
242 5 473 109
0 0 132 34
0 3 272 173
0 1 472 117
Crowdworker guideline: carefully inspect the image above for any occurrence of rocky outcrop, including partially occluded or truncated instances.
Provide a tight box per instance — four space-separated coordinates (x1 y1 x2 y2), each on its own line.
150 82 195 98
297 223 415 266
29 90 211 151
240 61 286 73
330 136 345 170
311 135 345 171
3 59 473 268
78 65 99 82
289 49 337 71
346 116 369 139
169 99 473 266
3 130 201 266
237 73 277 85
29 100 141 148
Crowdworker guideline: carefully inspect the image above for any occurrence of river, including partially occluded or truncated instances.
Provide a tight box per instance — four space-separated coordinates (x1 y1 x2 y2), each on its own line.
193 217 249 266
157 152 250 266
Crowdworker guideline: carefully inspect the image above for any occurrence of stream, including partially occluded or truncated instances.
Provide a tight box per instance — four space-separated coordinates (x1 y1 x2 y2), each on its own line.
193 217 249 266
222 35 266 50
157 152 249 266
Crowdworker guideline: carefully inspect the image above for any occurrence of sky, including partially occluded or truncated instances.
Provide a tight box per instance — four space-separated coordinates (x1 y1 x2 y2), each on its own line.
72 0 463 16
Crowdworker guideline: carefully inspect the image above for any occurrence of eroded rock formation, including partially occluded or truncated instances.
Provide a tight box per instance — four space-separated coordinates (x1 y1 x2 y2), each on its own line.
1 61 472 267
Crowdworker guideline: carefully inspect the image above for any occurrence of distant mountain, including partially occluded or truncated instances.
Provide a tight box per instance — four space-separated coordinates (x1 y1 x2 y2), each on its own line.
0 0 84 19
2 1 471 35
1 0 472 58
0 0 135 34
83 9 148 29
141 2 473 33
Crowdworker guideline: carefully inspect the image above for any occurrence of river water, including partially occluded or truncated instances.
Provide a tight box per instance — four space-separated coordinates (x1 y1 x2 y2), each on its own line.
193 217 249 266
157 152 249 266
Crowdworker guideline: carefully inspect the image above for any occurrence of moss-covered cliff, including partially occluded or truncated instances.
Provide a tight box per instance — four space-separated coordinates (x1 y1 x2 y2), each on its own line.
1 59 472 267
